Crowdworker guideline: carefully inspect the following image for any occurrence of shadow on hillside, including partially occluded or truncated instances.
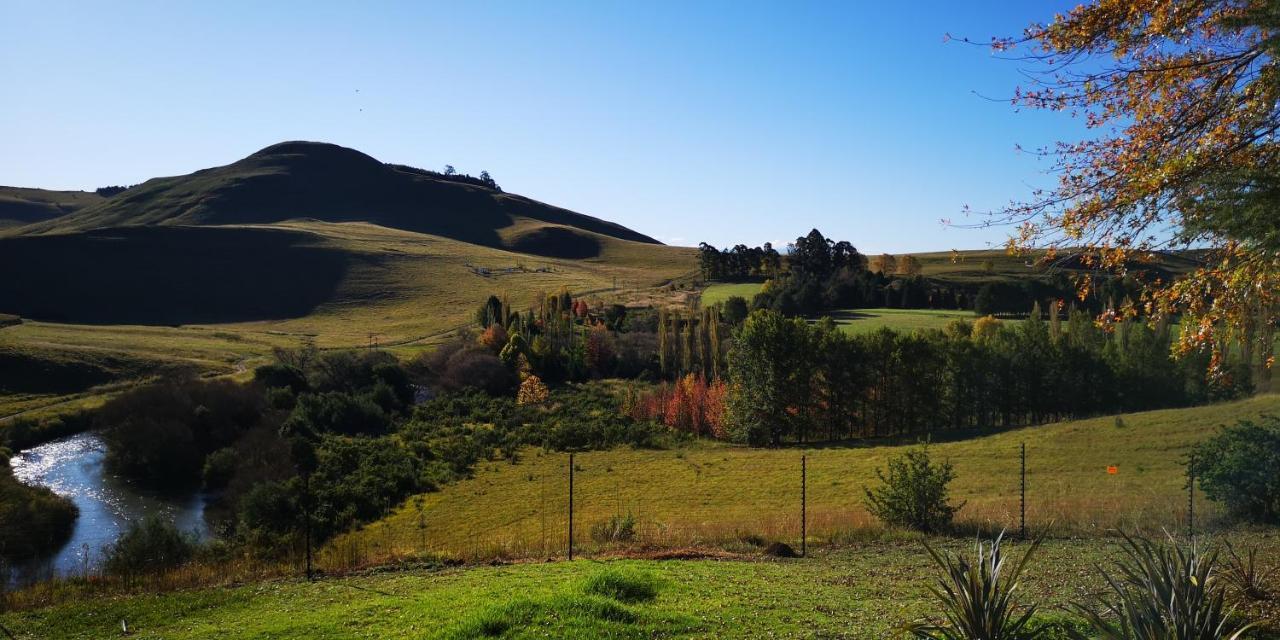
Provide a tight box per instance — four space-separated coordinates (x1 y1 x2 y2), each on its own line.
0 226 361 325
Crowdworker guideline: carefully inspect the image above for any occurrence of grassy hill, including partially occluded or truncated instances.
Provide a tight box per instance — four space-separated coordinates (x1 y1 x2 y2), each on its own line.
326 394 1280 566
5 141 656 254
0 221 695 418
0 186 104 228
0 142 700 419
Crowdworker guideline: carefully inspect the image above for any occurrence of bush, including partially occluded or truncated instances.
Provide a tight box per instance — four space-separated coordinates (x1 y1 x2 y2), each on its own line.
581 568 659 603
104 516 196 576
1188 416 1280 524
906 533 1042 640
202 447 238 489
98 377 265 487
284 391 390 436
1069 532 1257 639
590 513 637 543
864 444 961 533
0 462 78 561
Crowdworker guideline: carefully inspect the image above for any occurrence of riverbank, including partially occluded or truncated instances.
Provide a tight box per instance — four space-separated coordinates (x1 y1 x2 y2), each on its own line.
4 432 211 586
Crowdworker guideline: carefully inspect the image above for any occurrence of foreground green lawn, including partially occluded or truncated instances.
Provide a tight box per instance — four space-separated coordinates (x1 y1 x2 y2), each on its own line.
5 536 1276 639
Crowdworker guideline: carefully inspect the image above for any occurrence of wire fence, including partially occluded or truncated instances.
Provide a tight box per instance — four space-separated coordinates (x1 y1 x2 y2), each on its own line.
321 440 1210 572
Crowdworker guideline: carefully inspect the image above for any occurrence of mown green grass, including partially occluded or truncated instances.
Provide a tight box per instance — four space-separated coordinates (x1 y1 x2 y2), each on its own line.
828 308 978 334
5 535 1276 639
699 282 763 307
330 394 1280 566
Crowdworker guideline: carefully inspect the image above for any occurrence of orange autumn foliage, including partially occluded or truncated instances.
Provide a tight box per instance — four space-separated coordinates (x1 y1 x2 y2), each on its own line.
623 374 727 439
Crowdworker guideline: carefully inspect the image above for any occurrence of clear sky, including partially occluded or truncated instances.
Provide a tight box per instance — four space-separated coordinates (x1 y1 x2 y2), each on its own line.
1 1 1085 253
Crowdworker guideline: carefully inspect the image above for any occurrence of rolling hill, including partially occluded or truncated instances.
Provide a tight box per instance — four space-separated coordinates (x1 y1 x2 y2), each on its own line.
5 141 657 252
0 186 104 228
0 142 697 419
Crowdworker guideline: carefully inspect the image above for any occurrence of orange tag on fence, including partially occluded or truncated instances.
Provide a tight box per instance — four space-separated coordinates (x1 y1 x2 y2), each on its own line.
1107 466 1118 475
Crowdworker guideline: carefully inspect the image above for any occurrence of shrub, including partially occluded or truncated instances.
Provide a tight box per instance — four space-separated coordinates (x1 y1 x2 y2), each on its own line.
284 391 390 436
590 513 637 543
1220 542 1275 601
905 533 1043 640
517 375 549 405
253 363 308 393
202 447 238 489
1069 533 1258 639
581 568 659 603
864 444 961 533
98 377 265 487
0 462 78 561
721 296 749 325
1188 416 1280 524
104 516 196 576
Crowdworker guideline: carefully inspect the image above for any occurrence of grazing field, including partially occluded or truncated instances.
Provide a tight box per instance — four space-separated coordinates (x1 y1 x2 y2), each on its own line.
5 534 1276 639
327 394 1280 566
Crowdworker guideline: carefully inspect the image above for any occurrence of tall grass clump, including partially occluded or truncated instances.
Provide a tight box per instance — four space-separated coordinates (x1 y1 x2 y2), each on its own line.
1220 542 1274 602
582 567 660 603
905 532 1045 640
1069 533 1257 640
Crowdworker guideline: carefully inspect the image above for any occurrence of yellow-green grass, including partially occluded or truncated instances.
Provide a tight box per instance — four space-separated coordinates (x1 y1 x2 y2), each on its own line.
5 534 1278 639
328 394 1280 567
828 308 978 335
0 221 697 419
699 282 763 307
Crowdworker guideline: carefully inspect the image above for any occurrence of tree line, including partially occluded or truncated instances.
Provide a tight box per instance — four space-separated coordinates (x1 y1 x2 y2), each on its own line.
722 307 1251 446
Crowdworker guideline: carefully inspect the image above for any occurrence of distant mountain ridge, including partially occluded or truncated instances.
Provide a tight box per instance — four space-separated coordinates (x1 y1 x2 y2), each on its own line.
8 141 660 255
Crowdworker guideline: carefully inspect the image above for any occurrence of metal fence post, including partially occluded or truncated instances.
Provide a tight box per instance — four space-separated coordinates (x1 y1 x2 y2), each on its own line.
1187 454 1194 539
568 452 575 560
801 454 807 558
1020 442 1026 540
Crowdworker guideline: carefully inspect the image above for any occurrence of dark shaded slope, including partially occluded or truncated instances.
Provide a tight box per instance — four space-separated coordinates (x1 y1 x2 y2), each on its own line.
14 142 660 256
0 187 103 227
0 226 360 324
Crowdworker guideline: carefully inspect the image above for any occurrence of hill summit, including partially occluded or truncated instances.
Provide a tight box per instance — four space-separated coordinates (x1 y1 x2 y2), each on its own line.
11 141 659 254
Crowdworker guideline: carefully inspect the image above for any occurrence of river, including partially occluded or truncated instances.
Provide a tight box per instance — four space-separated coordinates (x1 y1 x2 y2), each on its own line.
8 432 212 585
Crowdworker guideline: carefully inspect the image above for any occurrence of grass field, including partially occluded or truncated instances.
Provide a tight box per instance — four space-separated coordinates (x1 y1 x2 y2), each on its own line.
5 534 1277 639
324 394 1280 568
698 281 763 307
828 308 977 334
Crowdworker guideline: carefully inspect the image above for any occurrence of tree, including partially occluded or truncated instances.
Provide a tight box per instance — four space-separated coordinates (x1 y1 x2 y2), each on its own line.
896 255 922 277
973 284 996 316
872 254 897 275
981 1 1280 374
1189 416 1280 524
442 164 456 176
724 310 815 445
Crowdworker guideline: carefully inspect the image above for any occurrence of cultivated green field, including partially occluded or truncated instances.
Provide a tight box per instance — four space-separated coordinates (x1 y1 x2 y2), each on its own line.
698 281 763 307
326 394 1280 567
6 534 1277 639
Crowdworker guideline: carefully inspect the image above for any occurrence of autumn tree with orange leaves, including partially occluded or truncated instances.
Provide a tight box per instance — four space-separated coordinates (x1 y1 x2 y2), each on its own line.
974 0 1280 382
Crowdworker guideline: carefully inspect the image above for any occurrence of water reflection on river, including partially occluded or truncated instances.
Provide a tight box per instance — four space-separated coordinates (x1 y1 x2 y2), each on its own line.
8 432 211 585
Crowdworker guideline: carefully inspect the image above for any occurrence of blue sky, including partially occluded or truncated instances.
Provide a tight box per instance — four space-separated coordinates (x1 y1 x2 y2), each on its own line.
1 1 1085 252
